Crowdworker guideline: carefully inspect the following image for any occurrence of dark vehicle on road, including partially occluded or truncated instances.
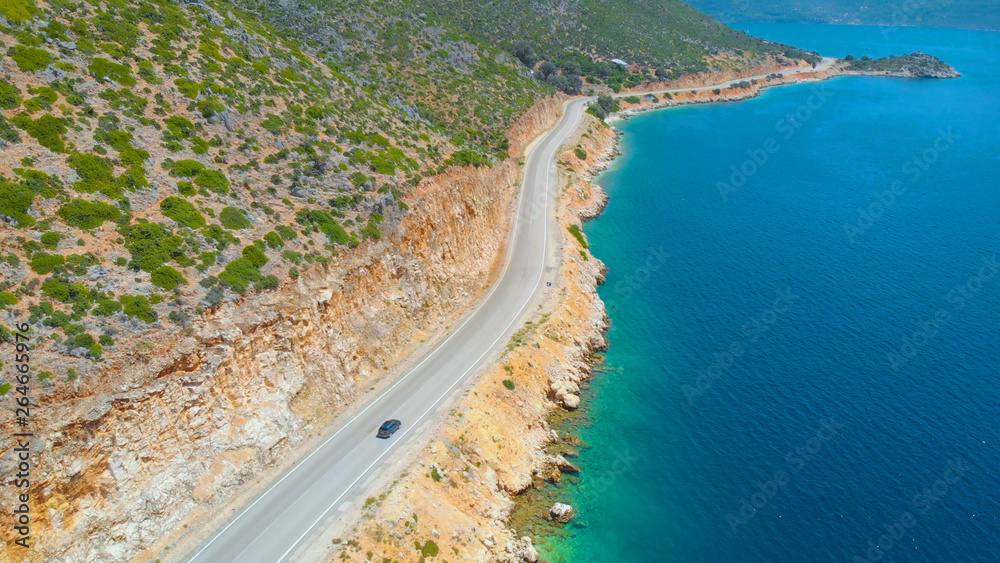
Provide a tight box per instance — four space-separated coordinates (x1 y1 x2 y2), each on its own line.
377 419 401 438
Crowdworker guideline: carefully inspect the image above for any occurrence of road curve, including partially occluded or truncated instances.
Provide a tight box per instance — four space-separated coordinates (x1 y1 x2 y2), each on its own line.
185 59 835 563
185 96 591 563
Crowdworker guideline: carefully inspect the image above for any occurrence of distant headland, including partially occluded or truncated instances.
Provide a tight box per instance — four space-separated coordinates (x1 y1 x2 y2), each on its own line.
840 52 961 78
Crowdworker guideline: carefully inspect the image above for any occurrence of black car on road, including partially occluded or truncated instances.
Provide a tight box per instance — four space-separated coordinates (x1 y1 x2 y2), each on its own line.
377 419 401 438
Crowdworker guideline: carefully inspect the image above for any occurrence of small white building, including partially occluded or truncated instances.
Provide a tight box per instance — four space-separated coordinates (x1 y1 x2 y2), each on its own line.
611 58 628 67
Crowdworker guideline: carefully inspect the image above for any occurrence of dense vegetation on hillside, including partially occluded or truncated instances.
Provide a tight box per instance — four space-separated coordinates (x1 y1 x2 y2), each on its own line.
237 0 820 95
0 0 814 385
685 0 1000 31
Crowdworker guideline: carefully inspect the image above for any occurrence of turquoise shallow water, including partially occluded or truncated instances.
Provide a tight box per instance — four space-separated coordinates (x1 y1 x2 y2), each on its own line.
546 24 1000 562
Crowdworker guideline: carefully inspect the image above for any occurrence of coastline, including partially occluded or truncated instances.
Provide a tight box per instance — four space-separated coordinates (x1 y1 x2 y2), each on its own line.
325 59 853 562
609 64 843 124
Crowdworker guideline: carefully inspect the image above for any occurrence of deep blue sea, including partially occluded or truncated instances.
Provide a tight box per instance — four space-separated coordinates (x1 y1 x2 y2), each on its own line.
550 24 1000 562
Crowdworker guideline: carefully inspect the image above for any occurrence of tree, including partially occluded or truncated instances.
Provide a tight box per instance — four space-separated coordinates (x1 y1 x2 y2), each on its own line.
546 73 572 93
537 61 557 80
567 74 583 94
597 94 615 114
512 40 537 68
561 61 581 76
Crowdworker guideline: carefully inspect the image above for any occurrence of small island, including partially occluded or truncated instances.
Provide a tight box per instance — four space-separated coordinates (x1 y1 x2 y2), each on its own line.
840 52 960 78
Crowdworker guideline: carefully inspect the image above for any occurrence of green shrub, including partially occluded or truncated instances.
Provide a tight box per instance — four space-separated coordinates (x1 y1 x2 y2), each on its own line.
0 182 35 226
446 149 488 168
256 275 279 291
282 250 303 264
66 153 114 190
199 251 217 267
502 379 515 390
0 115 20 144
348 171 370 188
30 253 65 274
194 169 229 194
359 220 381 240
40 231 63 249
574 147 588 160
295 209 349 244
169 159 205 177
120 295 157 322
120 222 182 272
419 540 440 558
164 116 195 140
173 77 203 99
0 79 22 109
159 196 205 228
88 58 136 86
275 225 298 240
15 113 69 153
196 98 226 118
9 46 53 72
218 257 261 294
40 278 71 301
22 98 42 112
177 181 196 196
264 231 284 248
242 244 269 267
57 199 121 229
0 291 19 307
567 224 588 249
71 332 96 350
219 206 252 229
92 298 122 316
150 265 187 290
119 147 150 165
1 0 40 22
137 60 161 84
99 334 114 346
201 224 239 249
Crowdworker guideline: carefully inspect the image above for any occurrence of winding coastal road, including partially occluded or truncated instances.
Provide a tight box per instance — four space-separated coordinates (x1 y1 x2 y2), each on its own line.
184 59 836 563
186 96 590 563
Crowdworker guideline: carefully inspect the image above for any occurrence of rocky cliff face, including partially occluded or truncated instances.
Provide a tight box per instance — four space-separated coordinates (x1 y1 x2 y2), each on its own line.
0 96 566 562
